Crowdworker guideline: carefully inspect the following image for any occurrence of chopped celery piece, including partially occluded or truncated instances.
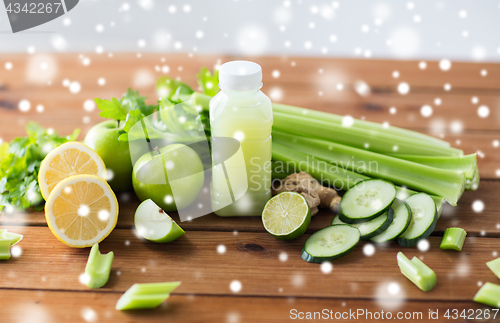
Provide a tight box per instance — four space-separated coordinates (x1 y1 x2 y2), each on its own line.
273 112 463 156
440 227 467 251
474 283 500 308
390 154 477 182
85 243 114 289
0 229 23 245
274 131 465 205
272 102 450 148
397 252 437 292
116 282 181 310
486 257 500 279
0 240 11 260
0 229 23 260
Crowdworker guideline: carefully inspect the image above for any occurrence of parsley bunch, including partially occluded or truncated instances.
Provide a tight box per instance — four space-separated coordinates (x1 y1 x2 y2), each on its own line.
0 122 80 212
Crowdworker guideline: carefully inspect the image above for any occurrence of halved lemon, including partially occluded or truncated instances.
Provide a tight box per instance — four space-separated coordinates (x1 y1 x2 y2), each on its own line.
44 174 119 248
38 142 107 200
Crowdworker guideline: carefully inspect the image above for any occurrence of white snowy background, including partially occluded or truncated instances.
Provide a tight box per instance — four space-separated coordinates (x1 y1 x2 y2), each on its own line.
0 0 499 61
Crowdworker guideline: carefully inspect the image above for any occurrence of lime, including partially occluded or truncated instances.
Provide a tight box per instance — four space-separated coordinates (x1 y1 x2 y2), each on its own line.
134 199 185 243
262 192 311 240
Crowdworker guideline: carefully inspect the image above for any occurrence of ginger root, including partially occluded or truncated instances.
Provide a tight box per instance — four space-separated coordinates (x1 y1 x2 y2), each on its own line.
272 172 341 216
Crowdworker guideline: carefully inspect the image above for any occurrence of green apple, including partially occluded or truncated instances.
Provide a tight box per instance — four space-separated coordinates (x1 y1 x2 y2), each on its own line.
134 199 185 243
84 120 134 192
132 143 204 212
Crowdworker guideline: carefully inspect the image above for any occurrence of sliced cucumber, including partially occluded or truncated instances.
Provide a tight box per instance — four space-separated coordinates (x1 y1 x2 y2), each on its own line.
332 209 393 240
371 199 412 243
302 224 360 263
339 179 396 224
397 193 437 247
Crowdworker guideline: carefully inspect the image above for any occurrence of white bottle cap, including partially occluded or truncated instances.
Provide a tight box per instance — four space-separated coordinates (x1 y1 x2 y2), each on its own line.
218 60 263 91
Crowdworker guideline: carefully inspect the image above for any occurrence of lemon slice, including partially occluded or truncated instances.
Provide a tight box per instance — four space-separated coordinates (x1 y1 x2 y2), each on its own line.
44 174 118 248
38 142 107 200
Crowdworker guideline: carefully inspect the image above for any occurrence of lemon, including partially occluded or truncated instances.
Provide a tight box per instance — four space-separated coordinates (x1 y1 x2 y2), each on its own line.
44 174 118 248
38 142 107 200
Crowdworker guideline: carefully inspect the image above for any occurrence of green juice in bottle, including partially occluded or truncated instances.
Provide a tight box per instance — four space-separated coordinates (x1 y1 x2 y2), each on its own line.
210 61 273 216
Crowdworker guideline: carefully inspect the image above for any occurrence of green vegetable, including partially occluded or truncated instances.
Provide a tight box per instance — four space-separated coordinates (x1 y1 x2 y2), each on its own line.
440 227 467 251
274 131 465 205
390 154 477 182
0 122 80 212
302 224 360 263
272 102 450 148
339 179 397 224
465 170 480 191
332 209 393 240
116 282 181 310
397 193 437 247
371 199 412 243
486 257 500 279
95 97 128 121
397 252 437 292
474 283 500 308
84 243 114 289
197 67 220 97
0 229 23 260
0 229 23 245
0 239 11 260
273 112 463 156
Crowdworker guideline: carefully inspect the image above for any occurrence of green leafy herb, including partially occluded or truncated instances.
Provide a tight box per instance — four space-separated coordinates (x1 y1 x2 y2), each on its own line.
0 122 79 212
197 67 219 97
95 97 128 121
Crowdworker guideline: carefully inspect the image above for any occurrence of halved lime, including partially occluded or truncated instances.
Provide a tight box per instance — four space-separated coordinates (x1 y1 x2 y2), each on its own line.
262 192 311 240
134 199 185 243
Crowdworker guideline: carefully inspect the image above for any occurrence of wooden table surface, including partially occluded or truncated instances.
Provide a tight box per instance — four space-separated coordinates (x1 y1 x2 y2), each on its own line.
1 54 500 322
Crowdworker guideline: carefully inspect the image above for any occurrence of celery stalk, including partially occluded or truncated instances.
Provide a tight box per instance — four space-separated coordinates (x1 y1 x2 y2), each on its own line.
85 243 114 289
272 143 445 212
272 102 450 148
273 131 465 205
273 112 463 156
0 230 23 260
486 257 500 279
440 227 467 251
474 283 500 308
0 240 11 260
192 92 460 156
116 282 181 310
389 154 477 181
465 169 480 191
0 229 23 245
397 252 437 292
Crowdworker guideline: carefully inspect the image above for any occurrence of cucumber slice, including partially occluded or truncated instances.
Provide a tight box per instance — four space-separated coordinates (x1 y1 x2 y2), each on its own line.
397 193 437 247
339 179 396 224
371 199 412 243
302 224 360 263
332 209 393 240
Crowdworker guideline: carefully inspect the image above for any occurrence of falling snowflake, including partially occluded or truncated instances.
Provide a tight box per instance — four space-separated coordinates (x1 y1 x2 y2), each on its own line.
472 200 484 213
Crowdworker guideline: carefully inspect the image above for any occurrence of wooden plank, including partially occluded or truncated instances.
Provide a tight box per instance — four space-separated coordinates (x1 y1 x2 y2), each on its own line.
2 180 499 236
0 226 497 301
1 54 499 89
0 289 492 323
